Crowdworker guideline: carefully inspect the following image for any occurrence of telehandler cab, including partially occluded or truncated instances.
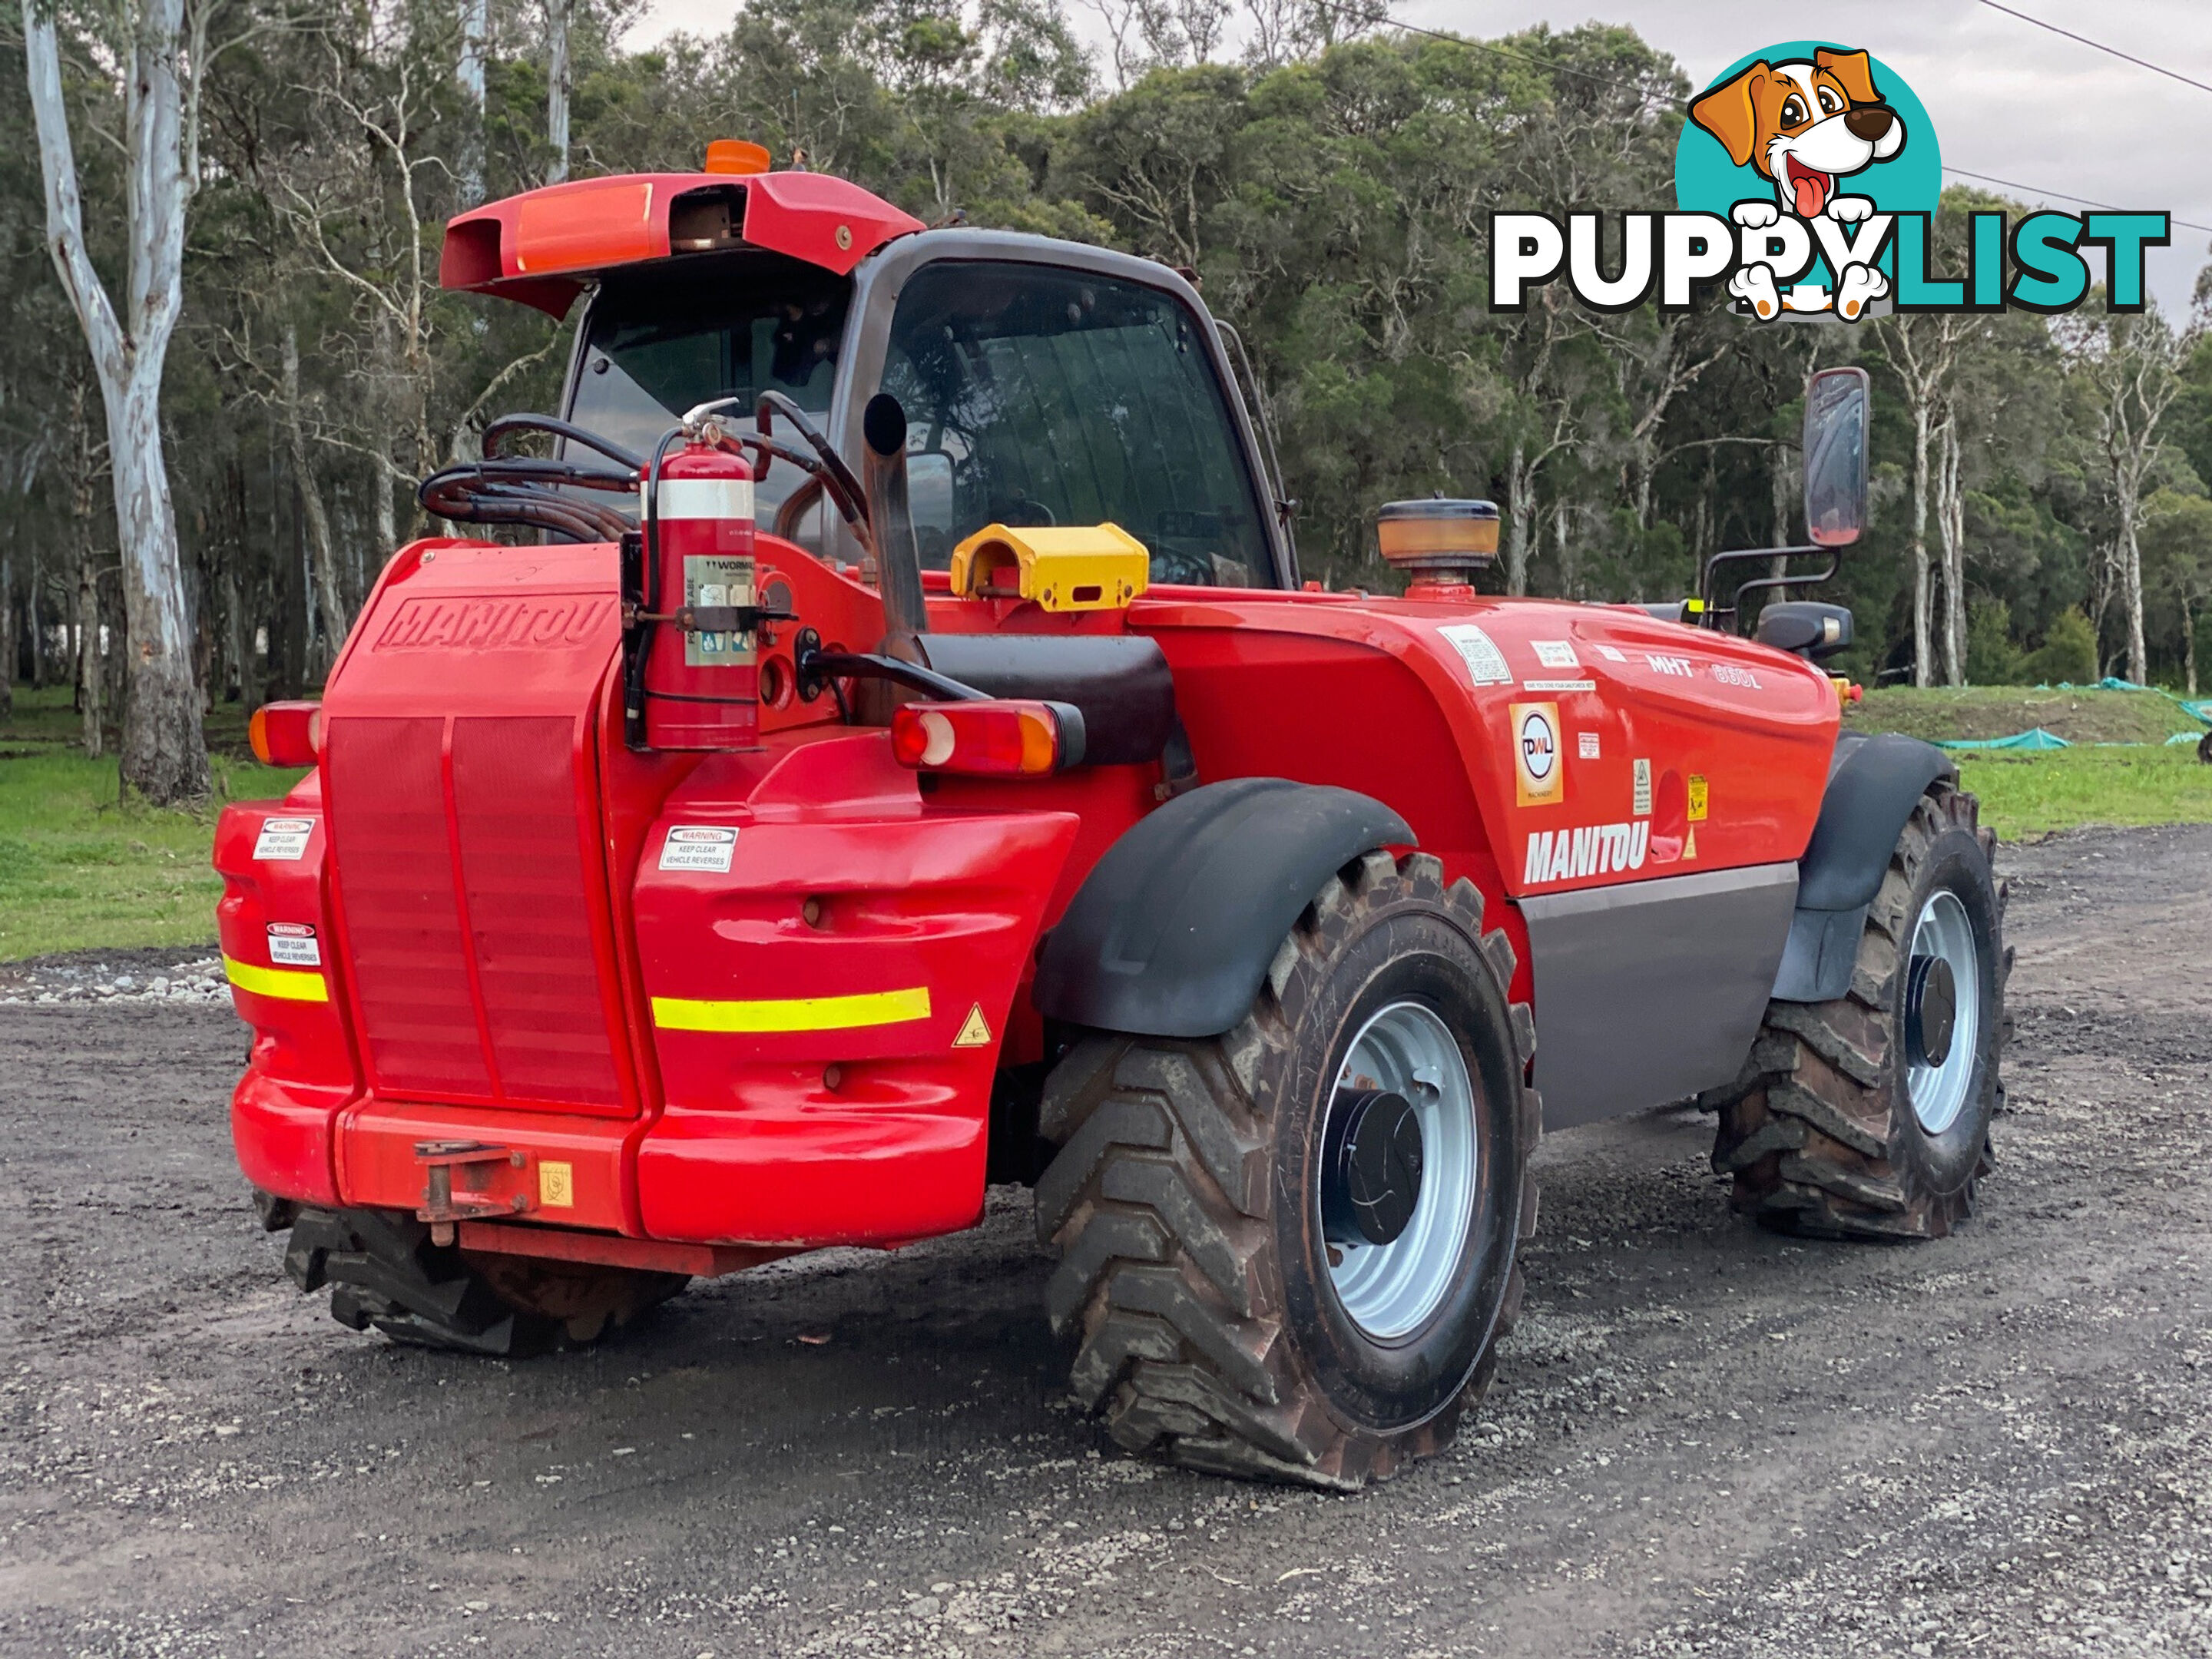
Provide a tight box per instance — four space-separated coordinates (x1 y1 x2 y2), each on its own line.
218 151 2008 1488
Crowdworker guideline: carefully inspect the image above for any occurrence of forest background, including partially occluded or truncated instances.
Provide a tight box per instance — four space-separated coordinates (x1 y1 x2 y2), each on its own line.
5 0 2211 803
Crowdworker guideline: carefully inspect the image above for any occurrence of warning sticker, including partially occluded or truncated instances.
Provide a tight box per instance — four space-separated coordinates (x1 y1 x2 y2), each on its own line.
1578 732 1601 760
1688 775 1709 822
538 1161 575 1208
266 922 320 967
1532 639 1581 671
659 825 738 873
1633 759 1653 818
253 816 314 862
952 1003 994 1048
1436 623 1512 687
684 555 757 669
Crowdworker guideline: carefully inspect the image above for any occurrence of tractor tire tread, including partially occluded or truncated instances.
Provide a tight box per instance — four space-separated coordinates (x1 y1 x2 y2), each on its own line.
1037 851 1535 1488
1713 780 2006 1241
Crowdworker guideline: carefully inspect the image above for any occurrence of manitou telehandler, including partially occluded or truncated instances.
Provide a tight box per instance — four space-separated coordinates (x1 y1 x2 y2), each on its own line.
217 145 2008 1488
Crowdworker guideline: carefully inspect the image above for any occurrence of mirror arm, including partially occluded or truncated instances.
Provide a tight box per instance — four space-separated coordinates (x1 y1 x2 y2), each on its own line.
1697 544 1835 628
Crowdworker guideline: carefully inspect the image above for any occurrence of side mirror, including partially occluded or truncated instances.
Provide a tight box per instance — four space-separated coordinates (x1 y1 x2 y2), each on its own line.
1802 366 1870 548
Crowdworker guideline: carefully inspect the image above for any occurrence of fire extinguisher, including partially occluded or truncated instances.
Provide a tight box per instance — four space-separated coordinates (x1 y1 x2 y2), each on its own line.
624 432 761 751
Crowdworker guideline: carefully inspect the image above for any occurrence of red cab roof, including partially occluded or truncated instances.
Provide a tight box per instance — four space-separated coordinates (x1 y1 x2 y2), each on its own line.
440 169 925 316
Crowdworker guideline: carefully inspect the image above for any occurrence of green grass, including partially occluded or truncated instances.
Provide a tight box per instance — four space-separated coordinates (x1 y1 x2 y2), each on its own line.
2 677 2207 962
1951 746 2212 841
1844 684 2201 747
0 687 304 961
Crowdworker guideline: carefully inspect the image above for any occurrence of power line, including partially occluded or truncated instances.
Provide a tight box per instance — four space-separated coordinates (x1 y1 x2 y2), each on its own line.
1972 0 2212 101
1317 2 2210 246
1942 166 2212 237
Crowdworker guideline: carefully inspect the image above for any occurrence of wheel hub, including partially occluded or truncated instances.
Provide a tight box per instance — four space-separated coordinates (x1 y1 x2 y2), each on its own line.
1323 1088 1425 1247
1321 1001 1479 1341
1905 887 1982 1136
1906 953 1957 1067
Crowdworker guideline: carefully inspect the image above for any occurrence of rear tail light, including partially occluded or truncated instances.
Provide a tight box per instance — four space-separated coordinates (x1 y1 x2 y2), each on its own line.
890 699 1085 777
250 701 322 767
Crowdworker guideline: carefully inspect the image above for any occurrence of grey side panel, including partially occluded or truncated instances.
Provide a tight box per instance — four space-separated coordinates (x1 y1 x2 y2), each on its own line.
1524 863 1799 1130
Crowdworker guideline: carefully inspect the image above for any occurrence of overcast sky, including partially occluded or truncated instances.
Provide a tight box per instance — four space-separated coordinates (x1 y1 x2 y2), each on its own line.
626 0 2212 317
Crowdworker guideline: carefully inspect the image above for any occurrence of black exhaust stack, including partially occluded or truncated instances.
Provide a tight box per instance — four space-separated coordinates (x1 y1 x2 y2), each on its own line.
863 392 929 644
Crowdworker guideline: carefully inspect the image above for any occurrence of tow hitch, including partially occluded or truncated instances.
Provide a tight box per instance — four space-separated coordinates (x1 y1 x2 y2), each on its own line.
414 1141 536 1243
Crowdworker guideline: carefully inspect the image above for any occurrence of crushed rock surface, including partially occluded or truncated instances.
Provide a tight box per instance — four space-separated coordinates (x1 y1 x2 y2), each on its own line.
1 823 2207 1657
0 948 226 1008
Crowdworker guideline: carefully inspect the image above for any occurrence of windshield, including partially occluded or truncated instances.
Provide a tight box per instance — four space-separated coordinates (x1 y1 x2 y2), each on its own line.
565 253 853 536
879 263 1273 586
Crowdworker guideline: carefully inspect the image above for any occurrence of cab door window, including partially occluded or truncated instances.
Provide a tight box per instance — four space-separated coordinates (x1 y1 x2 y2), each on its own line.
879 262 1273 587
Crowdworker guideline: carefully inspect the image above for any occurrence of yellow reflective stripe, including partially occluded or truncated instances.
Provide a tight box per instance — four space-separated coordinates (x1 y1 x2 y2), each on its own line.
651 986 931 1034
222 955 329 1003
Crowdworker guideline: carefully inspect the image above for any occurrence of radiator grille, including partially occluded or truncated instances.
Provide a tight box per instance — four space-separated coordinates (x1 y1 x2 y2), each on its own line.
325 717 490 1096
326 713 628 1111
452 717 624 1107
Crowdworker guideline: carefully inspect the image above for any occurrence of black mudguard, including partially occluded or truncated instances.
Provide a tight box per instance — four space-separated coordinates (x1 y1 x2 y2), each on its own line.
1772 731 1956 1002
1031 777 1413 1038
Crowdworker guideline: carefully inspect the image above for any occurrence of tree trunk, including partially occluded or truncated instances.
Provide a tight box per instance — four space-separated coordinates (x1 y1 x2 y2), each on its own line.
27 551 45 689
1505 440 1532 596
1768 444 1792 588
1937 414 1965 686
1553 497 1574 598
545 0 571 184
2184 593 2198 698
459 0 489 204
1909 399 1933 688
0 552 12 720
75 552 101 757
2119 496 2147 686
106 373 207 800
281 324 353 668
25 0 209 803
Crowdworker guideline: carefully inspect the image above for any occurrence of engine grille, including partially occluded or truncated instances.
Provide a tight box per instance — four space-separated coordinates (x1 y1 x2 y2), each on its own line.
325 713 629 1111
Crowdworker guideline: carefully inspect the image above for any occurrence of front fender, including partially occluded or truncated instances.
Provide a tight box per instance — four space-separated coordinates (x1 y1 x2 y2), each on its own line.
1031 777 1413 1038
1772 731 1955 1002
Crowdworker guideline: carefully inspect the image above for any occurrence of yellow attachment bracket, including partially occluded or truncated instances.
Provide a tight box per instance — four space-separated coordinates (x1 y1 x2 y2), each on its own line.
948 522 1150 613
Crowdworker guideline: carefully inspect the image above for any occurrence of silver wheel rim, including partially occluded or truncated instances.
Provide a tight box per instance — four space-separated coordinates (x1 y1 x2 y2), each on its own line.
1325 1001 1478 1340
1907 888 1981 1135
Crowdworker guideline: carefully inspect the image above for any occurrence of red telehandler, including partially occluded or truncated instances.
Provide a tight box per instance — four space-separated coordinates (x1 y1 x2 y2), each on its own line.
217 149 2008 1488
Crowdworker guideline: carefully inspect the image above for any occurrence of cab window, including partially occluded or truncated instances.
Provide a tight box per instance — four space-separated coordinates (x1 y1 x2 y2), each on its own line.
566 253 851 533
879 262 1273 587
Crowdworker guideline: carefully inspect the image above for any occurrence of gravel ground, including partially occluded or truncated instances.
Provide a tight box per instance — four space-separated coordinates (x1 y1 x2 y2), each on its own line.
2 824 2207 1659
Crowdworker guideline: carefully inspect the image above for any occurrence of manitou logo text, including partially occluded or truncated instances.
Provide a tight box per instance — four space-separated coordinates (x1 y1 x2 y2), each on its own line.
375 596 617 652
1525 822 1652 886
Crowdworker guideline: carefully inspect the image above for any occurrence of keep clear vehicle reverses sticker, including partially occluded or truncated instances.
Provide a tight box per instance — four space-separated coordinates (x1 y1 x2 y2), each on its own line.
659 825 739 873
253 817 313 861
265 922 320 967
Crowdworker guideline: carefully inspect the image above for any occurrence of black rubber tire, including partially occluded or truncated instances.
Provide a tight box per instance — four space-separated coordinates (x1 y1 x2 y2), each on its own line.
280 1206 687 1356
1709 782 2011 1239
2197 728 2211 766
1034 849 1540 1489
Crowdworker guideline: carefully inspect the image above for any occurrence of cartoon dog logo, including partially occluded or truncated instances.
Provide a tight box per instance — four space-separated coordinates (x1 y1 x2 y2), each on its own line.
1689 48 1906 320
